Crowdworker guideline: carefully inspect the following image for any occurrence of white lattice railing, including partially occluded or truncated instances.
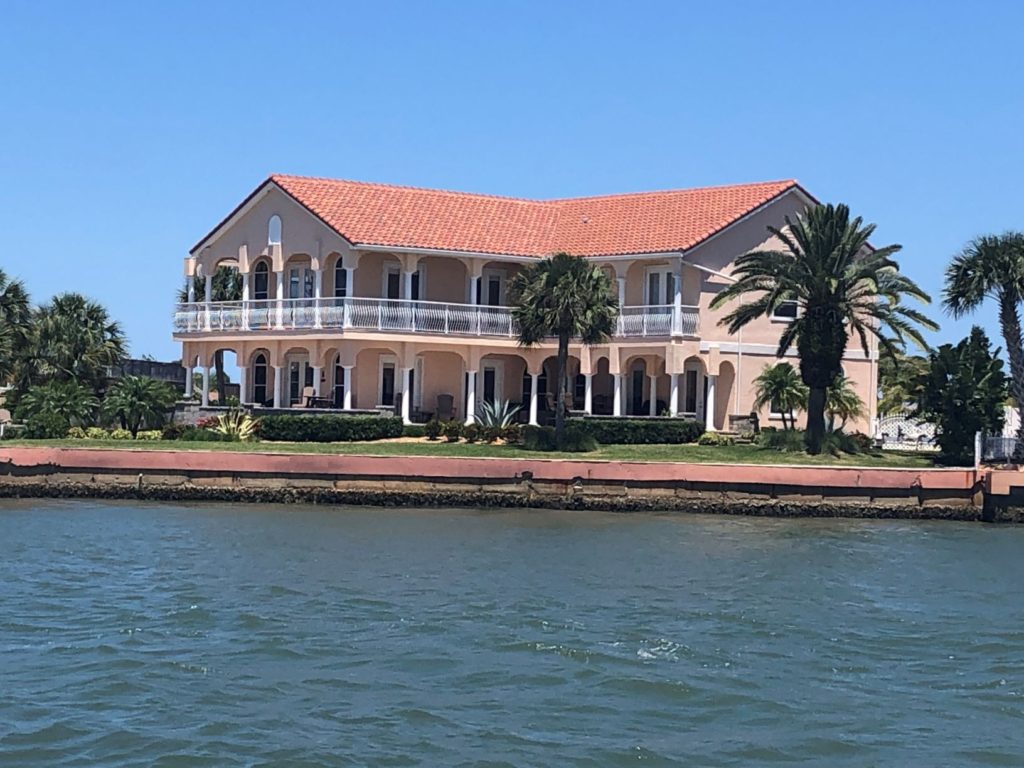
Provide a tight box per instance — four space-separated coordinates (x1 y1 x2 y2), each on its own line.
173 298 700 339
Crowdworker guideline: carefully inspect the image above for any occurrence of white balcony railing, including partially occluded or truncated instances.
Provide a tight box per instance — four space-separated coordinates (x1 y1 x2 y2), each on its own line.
173 297 700 339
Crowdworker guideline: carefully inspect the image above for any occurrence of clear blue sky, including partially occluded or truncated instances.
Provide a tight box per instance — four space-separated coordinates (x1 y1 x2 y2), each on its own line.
2 1 1022 360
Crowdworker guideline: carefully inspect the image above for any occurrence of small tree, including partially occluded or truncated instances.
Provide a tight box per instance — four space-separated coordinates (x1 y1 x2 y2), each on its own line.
826 375 866 432
510 253 618 446
752 362 807 431
15 380 98 428
877 352 930 415
915 327 1007 465
102 375 177 437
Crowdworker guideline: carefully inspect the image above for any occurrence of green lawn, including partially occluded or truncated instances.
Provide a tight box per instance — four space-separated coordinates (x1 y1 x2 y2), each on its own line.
2 438 939 468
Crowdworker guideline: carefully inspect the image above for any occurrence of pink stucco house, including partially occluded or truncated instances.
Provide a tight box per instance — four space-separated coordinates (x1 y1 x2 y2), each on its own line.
174 175 877 432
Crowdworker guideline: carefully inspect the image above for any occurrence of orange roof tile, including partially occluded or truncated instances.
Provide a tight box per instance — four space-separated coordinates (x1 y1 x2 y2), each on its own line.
256 175 801 258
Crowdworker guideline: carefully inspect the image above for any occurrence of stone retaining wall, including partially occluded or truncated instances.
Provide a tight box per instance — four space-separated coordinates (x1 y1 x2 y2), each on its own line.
0 446 1006 521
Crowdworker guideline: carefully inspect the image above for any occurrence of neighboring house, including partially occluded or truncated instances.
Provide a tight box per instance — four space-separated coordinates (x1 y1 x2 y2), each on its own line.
107 359 189 391
174 174 878 431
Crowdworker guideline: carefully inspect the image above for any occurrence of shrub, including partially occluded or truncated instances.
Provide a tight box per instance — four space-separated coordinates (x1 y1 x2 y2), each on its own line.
195 416 220 430
523 423 597 452
577 418 703 445
259 415 404 443
23 413 71 439
463 423 481 443
477 399 521 428
135 430 163 440
66 426 88 439
697 431 734 446
109 428 133 440
480 424 503 443
423 419 442 441
161 423 184 440
403 424 426 438
86 427 109 440
502 423 522 444
441 420 462 443
757 428 807 452
179 426 229 442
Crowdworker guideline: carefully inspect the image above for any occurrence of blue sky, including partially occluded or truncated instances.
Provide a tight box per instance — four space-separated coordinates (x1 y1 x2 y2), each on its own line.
2 1 1022 359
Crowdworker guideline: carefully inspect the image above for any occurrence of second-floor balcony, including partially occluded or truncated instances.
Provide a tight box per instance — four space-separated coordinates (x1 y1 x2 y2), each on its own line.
173 297 700 340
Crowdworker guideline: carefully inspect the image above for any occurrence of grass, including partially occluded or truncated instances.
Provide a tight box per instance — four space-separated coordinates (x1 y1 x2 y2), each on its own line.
1 438 941 468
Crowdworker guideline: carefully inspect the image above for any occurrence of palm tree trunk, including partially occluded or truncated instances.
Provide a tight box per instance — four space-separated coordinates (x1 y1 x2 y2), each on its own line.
554 334 569 446
805 387 827 454
997 293 1024 461
215 349 227 404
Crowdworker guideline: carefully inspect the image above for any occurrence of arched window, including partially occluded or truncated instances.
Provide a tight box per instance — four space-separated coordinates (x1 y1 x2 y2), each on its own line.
253 262 269 300
268 215 282 246
252 354 268 405
334 261 348 298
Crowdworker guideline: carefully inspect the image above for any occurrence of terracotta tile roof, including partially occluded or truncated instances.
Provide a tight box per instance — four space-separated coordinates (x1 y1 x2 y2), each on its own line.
266 174 801 258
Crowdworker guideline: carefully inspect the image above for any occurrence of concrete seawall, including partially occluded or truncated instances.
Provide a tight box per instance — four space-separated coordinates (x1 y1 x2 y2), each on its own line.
0 446 1013 521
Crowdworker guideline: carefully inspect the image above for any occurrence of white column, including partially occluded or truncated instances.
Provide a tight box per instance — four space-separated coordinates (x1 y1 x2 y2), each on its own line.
529 372 540 425
201 366 211 407
273 365 284 409
583 373 593 415
705 374 718 432
344 267 355 297
403 269 414 300
400 367 413 425
342 366 353 410
465 370 477 425
238 366 248 405
669 373 680 417
672 261 684 336
613 374 623 416
187 279 196 304
275 270 285 329
312 365 322 398
184 365 194 399
648 375 658 416
469 274 479 304
313 268 323 328
204 274 213 303
617 277 626 307
241 272 251 330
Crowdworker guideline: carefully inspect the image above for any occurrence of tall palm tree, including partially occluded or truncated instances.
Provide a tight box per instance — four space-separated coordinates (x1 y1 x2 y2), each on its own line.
178 266 243 402
18 293 127 395
711 203 936 454
825 375 865 432
943 232 1024 457
752 362 807 431
510 252 618 445
0 268 31 384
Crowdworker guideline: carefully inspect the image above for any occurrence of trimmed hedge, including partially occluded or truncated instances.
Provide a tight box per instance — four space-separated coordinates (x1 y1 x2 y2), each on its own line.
523 424 598 452
259 414 404 443
576 417 703 445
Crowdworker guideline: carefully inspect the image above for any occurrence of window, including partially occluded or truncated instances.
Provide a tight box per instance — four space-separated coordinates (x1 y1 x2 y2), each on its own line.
268 215 282 246
631 367 645 414
380 360 396 406
684 369 698 414
334 263 348 298
289 267 314 299
384 265 423 300
772 301 798 320
252 354 268 405
574 374 586 408
253 262 269 300
645 268 676 305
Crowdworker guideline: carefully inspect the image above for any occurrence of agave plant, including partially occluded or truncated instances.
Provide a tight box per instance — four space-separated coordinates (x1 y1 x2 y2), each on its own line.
476 399 521 428
211 409 259 442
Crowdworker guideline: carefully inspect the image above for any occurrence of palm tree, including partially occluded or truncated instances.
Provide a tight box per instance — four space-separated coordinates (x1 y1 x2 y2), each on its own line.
178 266 242 403
877 351 930 415
18 293 127 395
825 375 865 432
752 362 807 431
943 232 1024 457
510 252 618 445
15 380 98 427
102 375 178 437
711 203 936 454
0 268 31 383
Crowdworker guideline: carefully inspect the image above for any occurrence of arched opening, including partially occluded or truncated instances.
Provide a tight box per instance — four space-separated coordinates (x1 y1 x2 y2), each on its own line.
268 215 282 246
252 353 269 406
253 260 270 300
592 357 614 415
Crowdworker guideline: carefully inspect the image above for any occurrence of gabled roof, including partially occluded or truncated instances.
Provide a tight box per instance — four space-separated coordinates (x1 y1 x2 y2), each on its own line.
196 174 806 258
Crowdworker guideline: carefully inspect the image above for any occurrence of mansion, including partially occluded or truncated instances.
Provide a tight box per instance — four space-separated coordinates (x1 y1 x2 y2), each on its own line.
174 174 878 432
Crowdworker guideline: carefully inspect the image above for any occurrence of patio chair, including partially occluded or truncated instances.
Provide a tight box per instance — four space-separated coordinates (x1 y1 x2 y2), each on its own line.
436 393 455 422
301 386 315 407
